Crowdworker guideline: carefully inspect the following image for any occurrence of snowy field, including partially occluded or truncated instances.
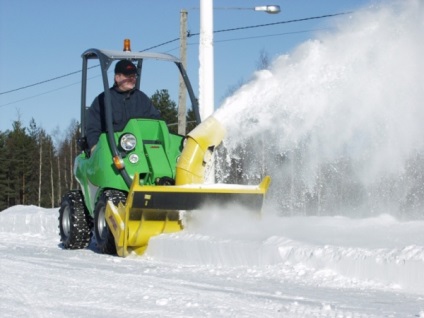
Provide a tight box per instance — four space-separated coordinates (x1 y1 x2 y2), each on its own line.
1 205 423 317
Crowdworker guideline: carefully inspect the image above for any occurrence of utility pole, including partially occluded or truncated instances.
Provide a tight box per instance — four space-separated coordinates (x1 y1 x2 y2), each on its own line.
178 9 188 135
199 0 215 183
199 0 214 122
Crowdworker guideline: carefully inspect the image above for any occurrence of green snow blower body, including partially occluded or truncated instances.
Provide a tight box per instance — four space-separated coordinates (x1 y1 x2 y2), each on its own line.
58 44 270 257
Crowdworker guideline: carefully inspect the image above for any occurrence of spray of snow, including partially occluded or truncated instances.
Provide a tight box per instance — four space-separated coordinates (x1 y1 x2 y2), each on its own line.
213 0 424 217
215 0 424 177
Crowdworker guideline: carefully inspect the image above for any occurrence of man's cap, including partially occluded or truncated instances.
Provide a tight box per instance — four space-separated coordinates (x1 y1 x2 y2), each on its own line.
114 60 137 75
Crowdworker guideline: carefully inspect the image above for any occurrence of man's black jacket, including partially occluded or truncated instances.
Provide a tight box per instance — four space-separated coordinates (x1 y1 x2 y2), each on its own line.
86 86 161 149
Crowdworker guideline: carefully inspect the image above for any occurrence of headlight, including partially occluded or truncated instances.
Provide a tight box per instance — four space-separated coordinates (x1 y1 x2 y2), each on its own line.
120 133 136 151
128 154 139 164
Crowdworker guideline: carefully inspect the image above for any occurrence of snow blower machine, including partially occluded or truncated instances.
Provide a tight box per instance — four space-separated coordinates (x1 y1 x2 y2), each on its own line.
58 40 271 257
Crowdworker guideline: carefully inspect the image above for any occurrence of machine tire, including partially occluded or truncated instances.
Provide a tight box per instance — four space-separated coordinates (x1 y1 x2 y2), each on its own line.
93 190 126 255
58 190 92 249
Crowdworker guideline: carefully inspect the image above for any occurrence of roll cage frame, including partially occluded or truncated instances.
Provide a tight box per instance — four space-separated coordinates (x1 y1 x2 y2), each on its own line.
80 49 200 187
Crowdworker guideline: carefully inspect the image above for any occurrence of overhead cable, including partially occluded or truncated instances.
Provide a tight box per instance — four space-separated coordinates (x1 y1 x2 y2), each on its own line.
0 11 351 96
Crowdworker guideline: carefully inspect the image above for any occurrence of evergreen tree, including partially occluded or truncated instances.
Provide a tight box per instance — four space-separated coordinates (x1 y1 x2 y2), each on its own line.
151 89 178 134
5 120 34 205
27 119 42 205
0 131 9 211
39 133 56 207
57 119 80 197
186 108 198 133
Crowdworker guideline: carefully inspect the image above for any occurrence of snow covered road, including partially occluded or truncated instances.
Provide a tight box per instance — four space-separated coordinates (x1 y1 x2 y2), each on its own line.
1 206 423 317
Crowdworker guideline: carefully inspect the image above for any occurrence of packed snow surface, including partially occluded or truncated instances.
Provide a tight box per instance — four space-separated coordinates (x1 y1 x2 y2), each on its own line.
1 205 423 317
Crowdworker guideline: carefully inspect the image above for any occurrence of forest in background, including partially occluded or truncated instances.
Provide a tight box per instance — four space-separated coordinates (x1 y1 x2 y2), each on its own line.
0 89 196 211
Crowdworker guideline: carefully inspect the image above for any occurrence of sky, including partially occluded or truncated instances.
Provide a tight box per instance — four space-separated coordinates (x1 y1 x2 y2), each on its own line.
1 205 423 317
0 0 373 136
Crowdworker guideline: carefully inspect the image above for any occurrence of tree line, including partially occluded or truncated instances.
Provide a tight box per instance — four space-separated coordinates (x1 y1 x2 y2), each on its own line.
0 89 196 211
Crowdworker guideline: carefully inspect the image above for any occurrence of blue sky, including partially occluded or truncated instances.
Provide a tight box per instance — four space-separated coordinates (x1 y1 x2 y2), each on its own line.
0 0 374 135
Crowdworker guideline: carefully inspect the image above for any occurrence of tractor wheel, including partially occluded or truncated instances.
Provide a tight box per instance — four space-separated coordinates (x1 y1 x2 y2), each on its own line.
58 190 92 249
93 190 126 255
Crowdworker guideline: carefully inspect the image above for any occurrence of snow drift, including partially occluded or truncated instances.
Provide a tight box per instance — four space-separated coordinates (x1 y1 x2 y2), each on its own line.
1 206 424 317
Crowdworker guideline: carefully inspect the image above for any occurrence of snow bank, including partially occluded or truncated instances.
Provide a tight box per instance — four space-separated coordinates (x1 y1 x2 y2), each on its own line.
147 209 424 295
1 204 423 296
1 205 424 317
0 205 58 237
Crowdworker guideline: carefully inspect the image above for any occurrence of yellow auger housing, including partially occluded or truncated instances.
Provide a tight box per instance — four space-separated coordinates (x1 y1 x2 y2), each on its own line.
104 116 271 257
105 173 183 257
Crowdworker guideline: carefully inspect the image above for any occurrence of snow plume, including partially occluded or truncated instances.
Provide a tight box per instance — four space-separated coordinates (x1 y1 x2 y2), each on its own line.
214 0 424 218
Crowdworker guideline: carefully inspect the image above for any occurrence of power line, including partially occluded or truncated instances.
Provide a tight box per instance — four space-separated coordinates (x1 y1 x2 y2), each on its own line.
188 11 351 37
1 28 329 108
141 37 180 52
0 82 80 108
0 11 351 97
0 74 103 108
0 65 99 96
164 27 333 54
216 27 333 43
